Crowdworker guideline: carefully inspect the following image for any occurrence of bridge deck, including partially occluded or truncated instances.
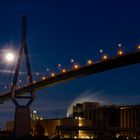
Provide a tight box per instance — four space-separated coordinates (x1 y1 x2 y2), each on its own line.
1 51 140 102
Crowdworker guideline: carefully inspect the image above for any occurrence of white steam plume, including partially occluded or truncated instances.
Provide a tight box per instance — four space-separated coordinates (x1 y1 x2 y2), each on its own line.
66 89 140 117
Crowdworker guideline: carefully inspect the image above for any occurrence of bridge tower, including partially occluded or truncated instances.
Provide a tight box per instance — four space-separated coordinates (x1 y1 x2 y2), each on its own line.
11 16 35 137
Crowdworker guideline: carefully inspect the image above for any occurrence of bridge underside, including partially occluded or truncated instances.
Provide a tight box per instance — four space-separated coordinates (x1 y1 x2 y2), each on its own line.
0 51 140 103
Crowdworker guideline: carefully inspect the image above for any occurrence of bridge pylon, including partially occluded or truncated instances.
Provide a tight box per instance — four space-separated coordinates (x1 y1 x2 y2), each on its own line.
11 16 35 137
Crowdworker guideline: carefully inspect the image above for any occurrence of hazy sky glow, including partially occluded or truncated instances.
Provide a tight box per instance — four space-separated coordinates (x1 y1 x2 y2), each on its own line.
0 0 140 128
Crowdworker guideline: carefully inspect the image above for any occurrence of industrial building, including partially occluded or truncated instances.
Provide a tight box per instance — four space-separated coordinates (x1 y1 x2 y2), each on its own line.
6 102 140 139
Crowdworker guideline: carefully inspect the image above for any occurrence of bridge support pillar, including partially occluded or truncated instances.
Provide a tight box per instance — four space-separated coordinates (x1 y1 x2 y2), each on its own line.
14 106 30 137
10 16 35 138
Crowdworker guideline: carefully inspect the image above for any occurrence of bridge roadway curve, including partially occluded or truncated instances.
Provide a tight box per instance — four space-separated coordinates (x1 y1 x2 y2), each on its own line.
0 51 140 102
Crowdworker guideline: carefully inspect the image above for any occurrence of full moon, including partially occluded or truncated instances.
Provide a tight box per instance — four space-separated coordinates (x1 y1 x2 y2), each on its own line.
5 52 15 62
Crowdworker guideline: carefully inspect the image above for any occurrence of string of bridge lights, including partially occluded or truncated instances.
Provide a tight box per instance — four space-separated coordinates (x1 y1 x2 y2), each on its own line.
3 44 140 90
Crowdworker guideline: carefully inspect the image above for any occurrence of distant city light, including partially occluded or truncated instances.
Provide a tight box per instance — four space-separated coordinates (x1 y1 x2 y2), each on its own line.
116 134 120 139
33 110 37 114
40 117 43 120
78 117 82 120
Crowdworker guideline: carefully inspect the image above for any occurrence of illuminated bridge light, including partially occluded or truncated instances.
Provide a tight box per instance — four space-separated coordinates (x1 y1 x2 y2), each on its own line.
42 76 46 80
87 59 93 65
46 68 50 72
70 59 74 63
33 81 36 84
58 64 61 67
102 54 109 60
118 43 122 47
74 64 79 69
62 69 66 73
51 73 55 77
100 49 103 53
36 72 39 76
117 50 124 56
137 45 140 50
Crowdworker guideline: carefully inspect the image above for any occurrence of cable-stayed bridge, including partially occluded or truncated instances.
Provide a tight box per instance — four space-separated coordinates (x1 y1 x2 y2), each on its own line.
0 50 140 102
0 16 140 137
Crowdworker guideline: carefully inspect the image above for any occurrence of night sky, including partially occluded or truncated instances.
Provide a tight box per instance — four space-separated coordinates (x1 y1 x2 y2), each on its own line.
0 0 140 128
